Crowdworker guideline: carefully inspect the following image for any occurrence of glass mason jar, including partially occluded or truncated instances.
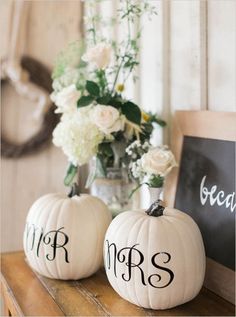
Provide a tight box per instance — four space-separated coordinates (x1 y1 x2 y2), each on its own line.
90 167 138 217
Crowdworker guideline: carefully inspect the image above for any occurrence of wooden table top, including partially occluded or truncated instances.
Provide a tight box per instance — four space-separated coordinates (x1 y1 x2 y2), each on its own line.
1 252 235 316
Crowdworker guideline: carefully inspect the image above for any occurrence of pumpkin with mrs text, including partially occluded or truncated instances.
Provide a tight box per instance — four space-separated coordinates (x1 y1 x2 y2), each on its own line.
104 200 206 310
23 184 112 280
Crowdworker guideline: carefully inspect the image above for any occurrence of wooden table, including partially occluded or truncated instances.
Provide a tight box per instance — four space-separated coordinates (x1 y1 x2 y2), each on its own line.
1 252 235 316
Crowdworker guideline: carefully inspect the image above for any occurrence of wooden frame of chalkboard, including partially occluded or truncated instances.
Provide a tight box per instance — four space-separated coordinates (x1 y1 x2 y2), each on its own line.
165 111 236 304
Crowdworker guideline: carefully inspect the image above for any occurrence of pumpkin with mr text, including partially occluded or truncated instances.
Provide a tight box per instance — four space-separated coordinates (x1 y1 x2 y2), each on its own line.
104 200 206 310
23 183 112 280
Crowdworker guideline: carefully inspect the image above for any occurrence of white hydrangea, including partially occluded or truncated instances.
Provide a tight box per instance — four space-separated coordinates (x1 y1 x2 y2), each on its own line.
52 109 104 166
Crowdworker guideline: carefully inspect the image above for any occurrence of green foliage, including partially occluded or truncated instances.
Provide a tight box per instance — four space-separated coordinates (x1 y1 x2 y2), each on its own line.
109 97 123 108
86 81 100 96
77 95 94 108
147 113 167 127
128 182 143 199
98 143 113 158
52 41 84 79
121 101 141 125
139 113 166 143
97 142 115 170
85 155 106 188
95 69 108 95
109 1 157 89
64 163 78 186
152 117 166 127
140 122 154 143
96 95 111 105
148 175 164 188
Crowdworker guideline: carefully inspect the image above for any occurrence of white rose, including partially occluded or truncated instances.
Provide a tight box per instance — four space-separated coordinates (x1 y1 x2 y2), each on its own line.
82 43 112 69
51 84 80 114
90 105 125 135
141 147 177 176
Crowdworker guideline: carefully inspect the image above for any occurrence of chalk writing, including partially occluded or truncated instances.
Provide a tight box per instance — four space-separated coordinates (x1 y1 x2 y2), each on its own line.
200 175 236 212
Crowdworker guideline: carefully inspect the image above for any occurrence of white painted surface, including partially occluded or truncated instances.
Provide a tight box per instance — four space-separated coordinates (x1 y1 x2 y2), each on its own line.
1 1 82 252
208 0 236 111
1 0 235 250
170 0 204 111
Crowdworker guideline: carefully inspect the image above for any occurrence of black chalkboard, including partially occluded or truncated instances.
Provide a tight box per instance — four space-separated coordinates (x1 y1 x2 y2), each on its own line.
175 136 235 271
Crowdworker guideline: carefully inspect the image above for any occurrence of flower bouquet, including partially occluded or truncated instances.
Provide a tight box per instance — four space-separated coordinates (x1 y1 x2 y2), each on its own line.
127 141 177 203
50 1 166 212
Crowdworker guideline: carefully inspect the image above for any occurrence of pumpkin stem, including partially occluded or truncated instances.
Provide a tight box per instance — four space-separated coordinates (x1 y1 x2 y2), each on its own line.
145 199 165 217
68 183 80 198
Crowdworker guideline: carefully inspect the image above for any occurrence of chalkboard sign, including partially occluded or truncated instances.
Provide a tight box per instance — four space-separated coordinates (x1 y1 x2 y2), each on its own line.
165 110 236 303
175 136 235 271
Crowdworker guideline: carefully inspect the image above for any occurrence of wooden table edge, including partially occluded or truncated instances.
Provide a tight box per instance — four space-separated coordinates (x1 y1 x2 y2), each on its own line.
1 252 65 316
1 273 24 316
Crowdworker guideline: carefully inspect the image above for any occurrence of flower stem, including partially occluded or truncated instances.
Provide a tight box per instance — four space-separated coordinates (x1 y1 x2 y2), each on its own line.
111 0 132 93
112 57 125 93
128 182 143 199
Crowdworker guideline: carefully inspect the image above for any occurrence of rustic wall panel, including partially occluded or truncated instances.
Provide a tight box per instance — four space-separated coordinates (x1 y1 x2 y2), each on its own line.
208 0 236 111
27 1 82 67
0 0 13 59
1 0 82 252
169 0 205 111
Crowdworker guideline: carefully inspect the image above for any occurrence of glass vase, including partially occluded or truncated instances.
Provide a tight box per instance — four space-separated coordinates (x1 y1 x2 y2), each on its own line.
90 167 138 218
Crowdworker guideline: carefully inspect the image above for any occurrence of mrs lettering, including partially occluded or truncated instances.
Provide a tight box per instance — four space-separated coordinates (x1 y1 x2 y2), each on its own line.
105 240 174 289
200 175 236 212
24 223 70 263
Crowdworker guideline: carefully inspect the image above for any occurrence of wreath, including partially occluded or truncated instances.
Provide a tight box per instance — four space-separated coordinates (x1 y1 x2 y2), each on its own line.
1 56 59 158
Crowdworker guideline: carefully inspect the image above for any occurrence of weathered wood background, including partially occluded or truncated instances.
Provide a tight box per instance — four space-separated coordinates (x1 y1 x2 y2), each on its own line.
1 0 235 252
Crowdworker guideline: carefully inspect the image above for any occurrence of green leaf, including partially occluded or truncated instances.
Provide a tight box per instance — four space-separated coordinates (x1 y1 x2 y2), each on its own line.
85 156 106 188
64 163 78 186
129 183 143 199
147 113 166 127
96 95 111 105
140 122 154 143
148 175 164 188
121 101 141 125
86 80 100 96
109 97 123 109
77 95 94 108
85 167 97 189
152 117 166 127
124 60 139 68
96 155 107 178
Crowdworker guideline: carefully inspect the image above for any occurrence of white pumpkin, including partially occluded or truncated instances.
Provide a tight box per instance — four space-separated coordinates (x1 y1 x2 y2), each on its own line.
104 201 205 310
24 185 112 280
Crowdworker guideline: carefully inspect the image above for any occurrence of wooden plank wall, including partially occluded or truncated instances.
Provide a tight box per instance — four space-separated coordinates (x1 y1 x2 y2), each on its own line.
0 0 83 252
1 0 236 251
